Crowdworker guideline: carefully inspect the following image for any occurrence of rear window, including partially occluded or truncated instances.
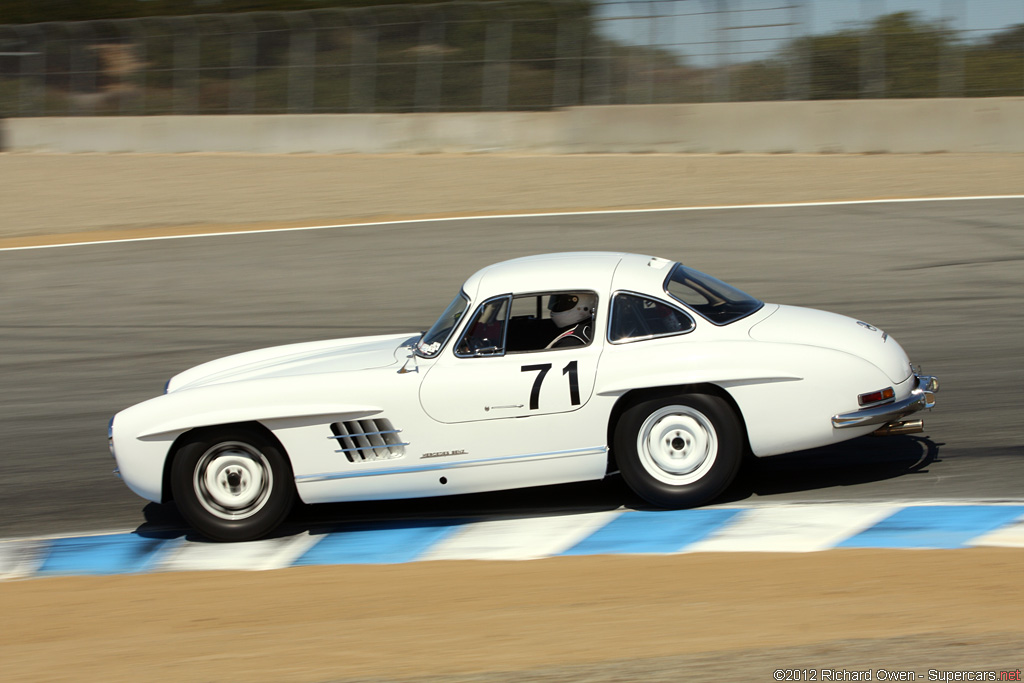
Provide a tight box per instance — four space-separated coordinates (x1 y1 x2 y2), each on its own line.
664 264 763 325
609 293 694 343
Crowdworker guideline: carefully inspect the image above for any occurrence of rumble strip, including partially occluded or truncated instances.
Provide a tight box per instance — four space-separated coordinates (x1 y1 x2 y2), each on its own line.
2 501 1022 580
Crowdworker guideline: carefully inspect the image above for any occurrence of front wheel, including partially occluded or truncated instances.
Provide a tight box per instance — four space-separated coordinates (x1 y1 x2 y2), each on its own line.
614 393 742 508
171 426 295 542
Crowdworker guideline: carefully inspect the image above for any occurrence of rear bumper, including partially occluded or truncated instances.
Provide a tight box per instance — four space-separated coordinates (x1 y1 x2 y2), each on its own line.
832 373 939 429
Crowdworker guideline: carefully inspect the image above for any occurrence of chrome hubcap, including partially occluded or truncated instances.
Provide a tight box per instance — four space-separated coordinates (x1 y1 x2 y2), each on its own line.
637 405 718 485
194 442 273 520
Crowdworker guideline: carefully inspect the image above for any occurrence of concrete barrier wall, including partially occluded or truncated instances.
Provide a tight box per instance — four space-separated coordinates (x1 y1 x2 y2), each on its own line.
4 98 1023 154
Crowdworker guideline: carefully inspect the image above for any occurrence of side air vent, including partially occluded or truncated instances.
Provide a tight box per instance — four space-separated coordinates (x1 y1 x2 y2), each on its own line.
329 418 408 463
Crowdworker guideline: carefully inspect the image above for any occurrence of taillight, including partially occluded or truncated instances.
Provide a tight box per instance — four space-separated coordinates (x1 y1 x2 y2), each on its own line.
858 387 895 406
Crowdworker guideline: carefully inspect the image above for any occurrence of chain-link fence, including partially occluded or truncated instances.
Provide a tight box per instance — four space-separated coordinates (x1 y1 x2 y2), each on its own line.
1 0 1022 116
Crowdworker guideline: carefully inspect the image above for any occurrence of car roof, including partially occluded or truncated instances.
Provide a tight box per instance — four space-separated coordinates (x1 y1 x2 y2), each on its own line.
462 252 677 301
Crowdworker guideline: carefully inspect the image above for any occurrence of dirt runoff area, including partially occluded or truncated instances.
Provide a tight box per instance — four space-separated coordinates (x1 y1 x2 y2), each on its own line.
1 152 1023 247
2 551 1022 682
2 152 1023 681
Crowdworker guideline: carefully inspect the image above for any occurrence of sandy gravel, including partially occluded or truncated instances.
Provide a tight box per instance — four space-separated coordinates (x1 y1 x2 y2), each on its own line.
2 151 1022 681
2 152 1022 248
3 550 1022 682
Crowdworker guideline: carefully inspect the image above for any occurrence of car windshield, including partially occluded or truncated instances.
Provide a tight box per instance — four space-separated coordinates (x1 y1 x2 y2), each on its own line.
417 291 470 357
664 264 763 325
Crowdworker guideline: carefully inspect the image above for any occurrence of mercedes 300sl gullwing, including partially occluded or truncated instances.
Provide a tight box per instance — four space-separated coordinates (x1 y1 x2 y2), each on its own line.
109 252 938 540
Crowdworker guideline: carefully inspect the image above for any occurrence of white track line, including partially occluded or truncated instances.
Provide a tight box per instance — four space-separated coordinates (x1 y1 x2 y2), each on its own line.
3 195 1023 253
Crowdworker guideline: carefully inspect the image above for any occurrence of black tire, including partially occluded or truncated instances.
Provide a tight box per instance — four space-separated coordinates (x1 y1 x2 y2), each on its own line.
614 393 742 508
171 426 295 542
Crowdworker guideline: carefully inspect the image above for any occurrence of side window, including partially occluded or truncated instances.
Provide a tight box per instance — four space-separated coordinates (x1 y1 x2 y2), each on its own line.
456 296 509 356
610 292 694 343
505 292 597 353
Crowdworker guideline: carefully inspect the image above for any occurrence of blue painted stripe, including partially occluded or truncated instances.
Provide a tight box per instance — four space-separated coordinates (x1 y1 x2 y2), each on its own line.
837 505 1024 549
294 519 466 565
9 504 1024 580
560 508 743 555
37 532 179 576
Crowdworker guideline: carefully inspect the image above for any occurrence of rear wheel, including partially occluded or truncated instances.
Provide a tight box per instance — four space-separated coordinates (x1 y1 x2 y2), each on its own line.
614 393 742 508
171 426 295 542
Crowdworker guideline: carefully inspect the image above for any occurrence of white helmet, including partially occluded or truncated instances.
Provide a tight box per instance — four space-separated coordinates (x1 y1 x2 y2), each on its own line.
549 293 596 328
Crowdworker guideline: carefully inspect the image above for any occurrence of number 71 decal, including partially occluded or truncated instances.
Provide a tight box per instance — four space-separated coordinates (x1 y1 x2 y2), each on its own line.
521 361 580 410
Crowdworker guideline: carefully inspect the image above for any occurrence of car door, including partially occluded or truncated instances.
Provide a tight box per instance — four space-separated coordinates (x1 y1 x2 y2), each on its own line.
419 292 603 424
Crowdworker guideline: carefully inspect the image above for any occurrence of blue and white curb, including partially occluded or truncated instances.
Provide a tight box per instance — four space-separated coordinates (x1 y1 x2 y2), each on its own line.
3 501 1023 580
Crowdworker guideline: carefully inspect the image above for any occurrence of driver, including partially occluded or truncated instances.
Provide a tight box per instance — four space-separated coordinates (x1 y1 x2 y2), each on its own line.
546 293 596 348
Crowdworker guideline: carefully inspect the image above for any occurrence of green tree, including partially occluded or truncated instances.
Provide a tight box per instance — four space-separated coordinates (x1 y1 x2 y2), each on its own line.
964 23 1024 97
798 12 952 99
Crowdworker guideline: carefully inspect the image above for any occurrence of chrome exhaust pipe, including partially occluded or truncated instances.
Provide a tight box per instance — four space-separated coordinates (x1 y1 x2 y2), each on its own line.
871 419 924 437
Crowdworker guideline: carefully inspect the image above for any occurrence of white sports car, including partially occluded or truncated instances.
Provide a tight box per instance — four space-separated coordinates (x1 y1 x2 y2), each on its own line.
110 252 938 541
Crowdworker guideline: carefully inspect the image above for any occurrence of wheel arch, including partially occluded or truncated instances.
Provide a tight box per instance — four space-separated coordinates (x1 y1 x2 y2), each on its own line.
604 383 750 474
160 420 289 504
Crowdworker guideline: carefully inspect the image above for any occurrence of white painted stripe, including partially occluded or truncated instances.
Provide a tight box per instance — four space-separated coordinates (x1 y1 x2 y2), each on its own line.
153 532 323 572
968 514 1024 548
4 502 1024 581
0 539 48 580
3 195 1022 252
419 510 624 561
684 504 901 553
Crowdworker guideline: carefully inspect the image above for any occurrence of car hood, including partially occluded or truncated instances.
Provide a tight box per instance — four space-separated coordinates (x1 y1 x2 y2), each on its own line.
748 305 912 383
167 332 417 392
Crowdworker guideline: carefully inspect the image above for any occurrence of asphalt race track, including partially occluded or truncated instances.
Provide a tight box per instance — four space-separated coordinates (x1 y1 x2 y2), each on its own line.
2 197 1022 540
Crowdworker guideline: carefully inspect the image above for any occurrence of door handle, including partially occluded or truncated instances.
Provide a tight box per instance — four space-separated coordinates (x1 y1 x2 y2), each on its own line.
484 404 524 412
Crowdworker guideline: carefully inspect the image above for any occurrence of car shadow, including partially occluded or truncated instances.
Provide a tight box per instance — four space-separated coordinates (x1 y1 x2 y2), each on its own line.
133 504 188 539
132 435 941 539
717 433 941 505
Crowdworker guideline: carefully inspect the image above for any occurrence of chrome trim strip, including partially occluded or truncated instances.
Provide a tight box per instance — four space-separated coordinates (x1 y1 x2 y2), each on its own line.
295 446 607 483
832 374 938 429
333 442 411 454
328 429 403 440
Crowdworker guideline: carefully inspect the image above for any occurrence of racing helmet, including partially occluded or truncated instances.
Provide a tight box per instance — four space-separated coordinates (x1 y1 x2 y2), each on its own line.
549 293 596 328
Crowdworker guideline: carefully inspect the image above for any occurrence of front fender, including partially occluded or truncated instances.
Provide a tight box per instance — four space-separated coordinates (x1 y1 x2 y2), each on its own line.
111 373 387 503
134 374 384 438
